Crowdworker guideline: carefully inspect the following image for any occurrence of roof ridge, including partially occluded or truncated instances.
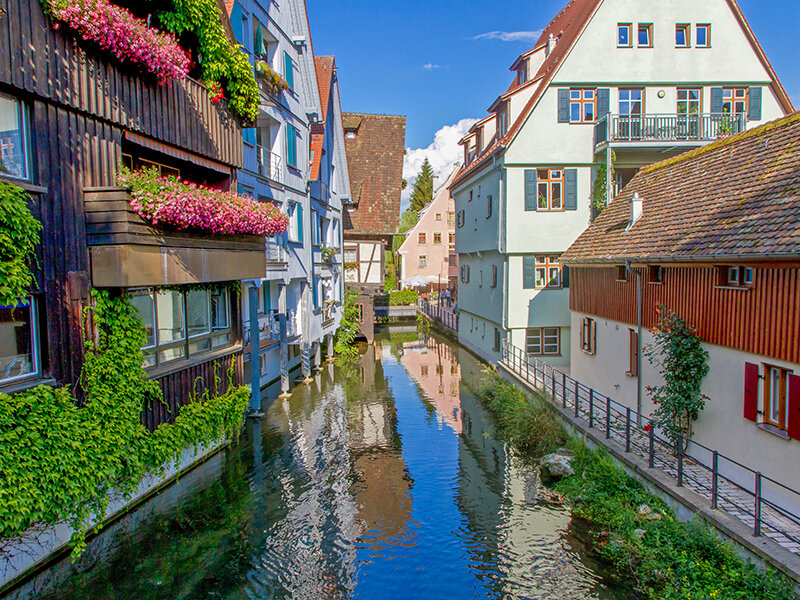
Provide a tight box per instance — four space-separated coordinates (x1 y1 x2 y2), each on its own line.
642 112 800 174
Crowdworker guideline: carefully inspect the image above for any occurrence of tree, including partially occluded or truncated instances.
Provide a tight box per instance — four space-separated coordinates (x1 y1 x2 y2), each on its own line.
409 158 434 212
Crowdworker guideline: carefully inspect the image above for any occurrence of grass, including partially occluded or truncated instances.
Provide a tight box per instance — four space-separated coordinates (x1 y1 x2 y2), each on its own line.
477 370 797 600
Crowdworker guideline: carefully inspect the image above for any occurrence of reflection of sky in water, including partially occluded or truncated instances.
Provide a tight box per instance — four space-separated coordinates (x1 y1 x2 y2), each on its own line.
5 329 627 600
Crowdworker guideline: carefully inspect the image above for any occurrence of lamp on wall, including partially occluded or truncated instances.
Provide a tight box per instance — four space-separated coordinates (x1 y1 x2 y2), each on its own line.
657 90 666 99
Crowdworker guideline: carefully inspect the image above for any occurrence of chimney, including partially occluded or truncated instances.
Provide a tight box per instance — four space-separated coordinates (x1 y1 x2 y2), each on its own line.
626 193 643 231
546 34 557 56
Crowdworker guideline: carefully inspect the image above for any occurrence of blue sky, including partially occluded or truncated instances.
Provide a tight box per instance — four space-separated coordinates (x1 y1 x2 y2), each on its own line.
307 0 799 196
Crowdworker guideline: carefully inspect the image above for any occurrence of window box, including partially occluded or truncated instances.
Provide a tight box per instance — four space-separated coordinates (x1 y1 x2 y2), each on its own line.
84 188 267 287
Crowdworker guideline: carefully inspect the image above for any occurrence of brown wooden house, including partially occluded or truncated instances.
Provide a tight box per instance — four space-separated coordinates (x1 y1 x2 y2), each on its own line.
561 112 800 491
0 1 264 426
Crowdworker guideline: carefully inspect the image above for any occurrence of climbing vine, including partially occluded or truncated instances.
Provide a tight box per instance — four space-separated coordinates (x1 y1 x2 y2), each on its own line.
644 305 710 451
591 150 616 216
157 0 260 123
0 183 42 307
0 290 248 556
333 291 361 361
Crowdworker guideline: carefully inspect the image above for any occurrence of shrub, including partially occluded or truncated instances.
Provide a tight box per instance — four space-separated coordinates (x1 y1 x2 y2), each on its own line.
388 290 419 305
0 183 42 306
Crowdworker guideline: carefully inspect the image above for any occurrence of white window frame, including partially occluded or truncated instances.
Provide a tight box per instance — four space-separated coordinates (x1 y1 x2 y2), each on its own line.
0 297 39 385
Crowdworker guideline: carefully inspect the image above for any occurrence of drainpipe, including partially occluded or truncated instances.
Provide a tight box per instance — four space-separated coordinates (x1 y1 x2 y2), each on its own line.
492 150 507 349
625 259 643 426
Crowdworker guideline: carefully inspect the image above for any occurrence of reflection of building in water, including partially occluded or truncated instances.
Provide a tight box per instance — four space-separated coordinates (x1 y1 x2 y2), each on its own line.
399 335 462 434
347 341 413 542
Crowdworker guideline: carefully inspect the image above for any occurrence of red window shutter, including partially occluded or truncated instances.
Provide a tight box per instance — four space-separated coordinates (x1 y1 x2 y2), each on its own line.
743 362 759 422
788 374 800 441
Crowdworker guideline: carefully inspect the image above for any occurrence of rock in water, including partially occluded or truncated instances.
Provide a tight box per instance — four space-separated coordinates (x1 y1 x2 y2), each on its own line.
540 453 575 478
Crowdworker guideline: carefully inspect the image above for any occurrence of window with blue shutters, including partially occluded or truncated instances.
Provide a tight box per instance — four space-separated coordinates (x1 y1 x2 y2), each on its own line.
284 52 294 89
523 256 536 289
564 169 578 211
297 203 303 243
286 124 297 169
524 169 537 211
748 87 762 121
557 89 570 123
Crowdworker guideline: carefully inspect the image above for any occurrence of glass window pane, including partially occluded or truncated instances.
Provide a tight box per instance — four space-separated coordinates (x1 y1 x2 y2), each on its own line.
526 330 542 354
0 303 35 382
159 345 186 364
538 183 548 208
638 27 649 46
551 183 562 208
130 293 156 347
535 267 546 287
618 26 629 46
186 290 210 338
211 289 230 329
676 28 686 46
0 94 28 179
583 103 594 121
697 27 707 46
156 290 185 343
570 103 580 122
548 267 560 286
770 368 781 423
570 90 581 100
584 89 594 100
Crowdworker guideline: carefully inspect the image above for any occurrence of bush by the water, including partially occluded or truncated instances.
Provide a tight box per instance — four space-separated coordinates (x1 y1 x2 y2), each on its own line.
389 290 419 305
477 372 796 600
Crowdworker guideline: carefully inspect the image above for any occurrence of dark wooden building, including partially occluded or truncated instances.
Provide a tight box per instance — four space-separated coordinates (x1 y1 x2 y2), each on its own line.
0 1 263 425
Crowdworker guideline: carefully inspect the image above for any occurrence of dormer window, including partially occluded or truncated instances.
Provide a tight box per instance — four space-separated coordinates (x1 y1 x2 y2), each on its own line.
497 110 508 138
517 61 528 85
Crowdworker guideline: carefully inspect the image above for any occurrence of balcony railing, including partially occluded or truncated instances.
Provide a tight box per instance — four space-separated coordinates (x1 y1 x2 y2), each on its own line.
265 237 287 263
257 146 282 182
594 113 747 147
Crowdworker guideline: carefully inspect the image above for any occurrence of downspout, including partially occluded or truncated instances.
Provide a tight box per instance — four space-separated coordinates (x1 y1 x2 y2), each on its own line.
625 259 643 426
492 151 507 349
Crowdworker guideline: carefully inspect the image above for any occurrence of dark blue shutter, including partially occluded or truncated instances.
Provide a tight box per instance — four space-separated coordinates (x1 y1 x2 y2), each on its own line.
710 88 724 114
597 88 610 118
284 52 294 89
313 277 318 309
243 128 256 145
524 169 537 211
564 169 578 211
297 203 303 243
523 256 536 289
748 87 762 121
286 125 297 168
562 265 570 288
557 89 570 123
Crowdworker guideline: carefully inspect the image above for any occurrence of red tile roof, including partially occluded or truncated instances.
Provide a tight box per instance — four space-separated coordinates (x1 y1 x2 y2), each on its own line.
315 56 335 121
451 0 794 190
343 113 406 235
560 113 800 264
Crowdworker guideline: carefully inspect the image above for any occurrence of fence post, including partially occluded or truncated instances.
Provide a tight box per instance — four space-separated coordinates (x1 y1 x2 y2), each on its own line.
677 435 684 487
562 373 567 406
711 451 719 510
525 354 530 382
625 408 631 452
605 398 611 439
648 425 654 468
574 381 580 418
588 389 594 428
754 472 762 537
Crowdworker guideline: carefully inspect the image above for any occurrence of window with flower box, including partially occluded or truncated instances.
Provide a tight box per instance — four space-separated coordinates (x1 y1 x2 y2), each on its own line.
0 298 39 386
0 93 29 181
131 287 233 369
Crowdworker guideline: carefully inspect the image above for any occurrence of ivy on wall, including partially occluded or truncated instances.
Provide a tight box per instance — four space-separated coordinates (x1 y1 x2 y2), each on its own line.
0 183 42 307
0 290 249 556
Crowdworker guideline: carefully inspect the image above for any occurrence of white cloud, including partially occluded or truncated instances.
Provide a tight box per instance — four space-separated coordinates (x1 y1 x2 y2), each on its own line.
472 30 543 42
422 63 441 70
402 118 478 210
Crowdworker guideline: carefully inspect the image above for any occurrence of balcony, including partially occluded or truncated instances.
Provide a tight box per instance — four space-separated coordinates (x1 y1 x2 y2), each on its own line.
84 188 266 288
265 237 287 265
257 146 282 182
594 113 747 148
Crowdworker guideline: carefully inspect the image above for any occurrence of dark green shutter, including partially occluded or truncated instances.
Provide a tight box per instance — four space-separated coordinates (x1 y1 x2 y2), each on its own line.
748 87 762 120
312 277 318 309
564 168 578 211
562 265 570 288
710 87 723 114
597 88 610 118
523 256 536 289
284 52 294 89
286 125 297 168
524 169 537 211
557 89 570 123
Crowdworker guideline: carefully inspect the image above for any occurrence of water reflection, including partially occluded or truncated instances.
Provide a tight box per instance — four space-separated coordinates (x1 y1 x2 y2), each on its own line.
4 327 627 600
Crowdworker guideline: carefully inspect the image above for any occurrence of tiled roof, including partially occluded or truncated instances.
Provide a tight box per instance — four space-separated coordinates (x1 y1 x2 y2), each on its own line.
560 113 800 264
315 56 335 121
343 113 406 235
451 0 794 190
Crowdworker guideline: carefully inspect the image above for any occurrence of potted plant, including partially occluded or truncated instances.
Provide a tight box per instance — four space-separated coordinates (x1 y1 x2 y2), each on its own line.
321 245 336 262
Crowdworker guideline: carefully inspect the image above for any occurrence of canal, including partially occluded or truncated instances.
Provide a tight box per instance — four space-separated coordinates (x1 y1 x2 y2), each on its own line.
5 326 630 600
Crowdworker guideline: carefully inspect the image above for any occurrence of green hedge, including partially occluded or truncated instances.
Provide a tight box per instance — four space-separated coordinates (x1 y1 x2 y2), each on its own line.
388 290 419 305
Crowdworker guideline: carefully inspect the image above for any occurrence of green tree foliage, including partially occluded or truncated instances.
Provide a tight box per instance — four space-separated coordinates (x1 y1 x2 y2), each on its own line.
591 150 615 216
333 291 361 360
0 183 42 307
409 158 434 213
0 291 249 556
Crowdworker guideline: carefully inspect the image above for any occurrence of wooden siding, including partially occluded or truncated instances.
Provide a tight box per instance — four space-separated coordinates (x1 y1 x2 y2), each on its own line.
0 0 242 167
570 266 800 364
145 351 244 431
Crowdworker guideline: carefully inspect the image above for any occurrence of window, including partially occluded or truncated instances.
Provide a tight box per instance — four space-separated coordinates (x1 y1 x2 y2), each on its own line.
0 298 39 385
637 23 653 47
617 23 632 47
616 265 628 282
419 255 427 268
284 51 294 89
696 24 710 47
722 88 748 115
421 365 429 377
0 93 29 180
288 202 303 242
491 265 497 288
447 212 455 226
675 24 690 47
648 265 663 284
433 232 442 245
418 232 427 245
517 61 528 85
570 89 596 123
344 246 357 263
627 329 639 376
460 265 470 283
286 124 298 169
764 365 791 429
534 256 562 289
677 88 701 115
486 194 493 218
131 287 233 369
435 213 442 221
469 190 473 202
345 130 357 140
311 210 320 246
537 169 564 210
526 327 560 356
497 110 508 137
448 233 455 248
581 316 596 355
717 265 753 288
619 89 643 116
494 328 501 352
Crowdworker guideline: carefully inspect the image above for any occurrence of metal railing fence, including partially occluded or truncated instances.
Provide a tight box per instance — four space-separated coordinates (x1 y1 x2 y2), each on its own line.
594 112 747 146
501 339 800 554
418 300 458 333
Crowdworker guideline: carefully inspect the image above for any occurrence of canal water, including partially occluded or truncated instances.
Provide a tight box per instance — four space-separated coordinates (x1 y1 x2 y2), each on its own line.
5 327 630 600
